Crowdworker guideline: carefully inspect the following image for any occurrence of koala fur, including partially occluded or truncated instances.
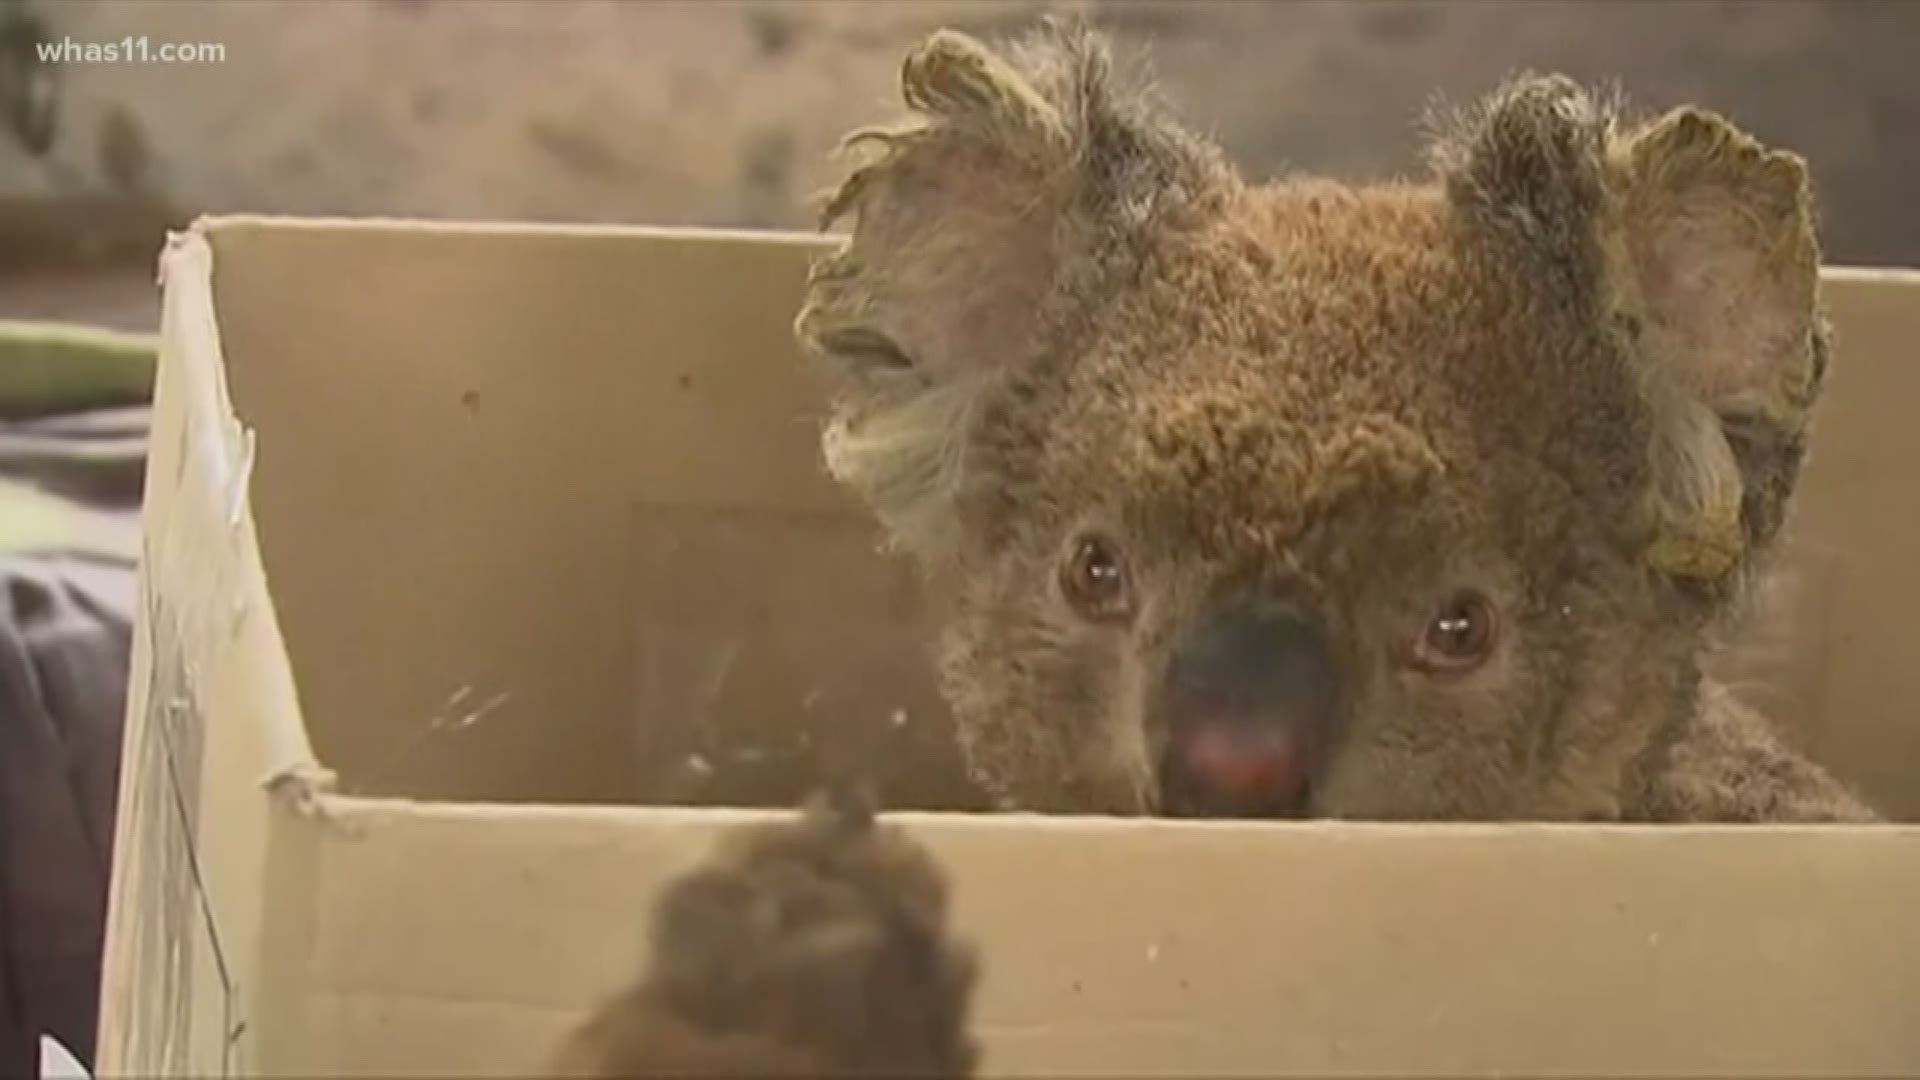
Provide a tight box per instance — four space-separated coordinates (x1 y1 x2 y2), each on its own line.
793 18 1880 824
551 788 979 1078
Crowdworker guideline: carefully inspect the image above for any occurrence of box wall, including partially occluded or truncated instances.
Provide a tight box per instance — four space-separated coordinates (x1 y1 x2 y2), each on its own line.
205 216 1920 818
1750 272 1920 813
97 228 329 1077
206 220 970 809
295 798 1920 1078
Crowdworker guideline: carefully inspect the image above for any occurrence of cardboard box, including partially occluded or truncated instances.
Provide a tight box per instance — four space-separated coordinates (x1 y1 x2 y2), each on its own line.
95 215 1920 1078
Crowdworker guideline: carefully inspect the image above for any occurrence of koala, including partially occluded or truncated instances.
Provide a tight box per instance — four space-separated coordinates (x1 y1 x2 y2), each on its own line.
551 787 979 1078
792 18 1881 825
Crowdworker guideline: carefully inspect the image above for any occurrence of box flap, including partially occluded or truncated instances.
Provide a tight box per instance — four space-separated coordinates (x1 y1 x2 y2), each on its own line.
95 222 332 1078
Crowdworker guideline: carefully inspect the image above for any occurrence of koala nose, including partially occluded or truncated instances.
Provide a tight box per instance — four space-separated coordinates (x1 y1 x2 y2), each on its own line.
1156 597 1338 818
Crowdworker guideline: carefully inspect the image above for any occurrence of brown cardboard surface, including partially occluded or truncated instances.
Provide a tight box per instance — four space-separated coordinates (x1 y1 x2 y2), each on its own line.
1759 274 1920 810
198 215 1920 817
96 216 1920 1079
95 228 327 1077
300 802 1920 1079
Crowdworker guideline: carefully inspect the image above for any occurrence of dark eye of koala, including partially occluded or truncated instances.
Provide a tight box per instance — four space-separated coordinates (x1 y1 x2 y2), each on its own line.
1059 534 1134 624
1409 589 1499 673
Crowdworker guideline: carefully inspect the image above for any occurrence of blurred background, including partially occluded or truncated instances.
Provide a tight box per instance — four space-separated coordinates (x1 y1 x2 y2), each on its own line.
3 0 1919 332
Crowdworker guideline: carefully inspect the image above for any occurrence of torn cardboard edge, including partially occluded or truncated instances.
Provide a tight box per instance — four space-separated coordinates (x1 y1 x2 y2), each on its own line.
94 221 328 1079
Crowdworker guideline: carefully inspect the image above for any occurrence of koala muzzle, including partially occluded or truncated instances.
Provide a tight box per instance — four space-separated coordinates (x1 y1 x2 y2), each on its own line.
1156 597 1338 818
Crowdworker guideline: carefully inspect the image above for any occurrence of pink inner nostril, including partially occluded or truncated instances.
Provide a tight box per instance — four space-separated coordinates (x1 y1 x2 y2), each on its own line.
1179 723 1307 800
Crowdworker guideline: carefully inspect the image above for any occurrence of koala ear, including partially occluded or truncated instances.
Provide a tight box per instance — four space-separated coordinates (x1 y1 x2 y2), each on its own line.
1434 77 1825 587
1426 73 1617 294
1611 107 1825 583
794 19 1230 564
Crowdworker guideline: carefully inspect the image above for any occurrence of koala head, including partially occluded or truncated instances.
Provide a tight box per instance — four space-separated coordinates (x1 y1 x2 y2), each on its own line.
794 20 1828 821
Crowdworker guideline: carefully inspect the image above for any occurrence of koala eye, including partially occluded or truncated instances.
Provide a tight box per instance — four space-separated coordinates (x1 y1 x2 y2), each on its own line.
1409 589 1499 674
1059 534 1134 624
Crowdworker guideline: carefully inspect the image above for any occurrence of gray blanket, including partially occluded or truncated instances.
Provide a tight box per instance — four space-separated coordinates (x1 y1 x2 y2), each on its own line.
0 403 143 1078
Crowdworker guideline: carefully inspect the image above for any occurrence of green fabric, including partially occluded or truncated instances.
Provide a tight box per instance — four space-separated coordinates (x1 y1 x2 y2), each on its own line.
0 478 138 561
0 319 151 558
0 319 156 420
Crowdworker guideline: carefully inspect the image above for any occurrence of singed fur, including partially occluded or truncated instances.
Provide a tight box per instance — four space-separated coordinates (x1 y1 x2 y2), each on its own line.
794 19 1878 824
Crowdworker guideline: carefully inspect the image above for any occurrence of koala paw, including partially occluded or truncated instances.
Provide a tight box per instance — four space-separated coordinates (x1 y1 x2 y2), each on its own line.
555 786 980 1078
